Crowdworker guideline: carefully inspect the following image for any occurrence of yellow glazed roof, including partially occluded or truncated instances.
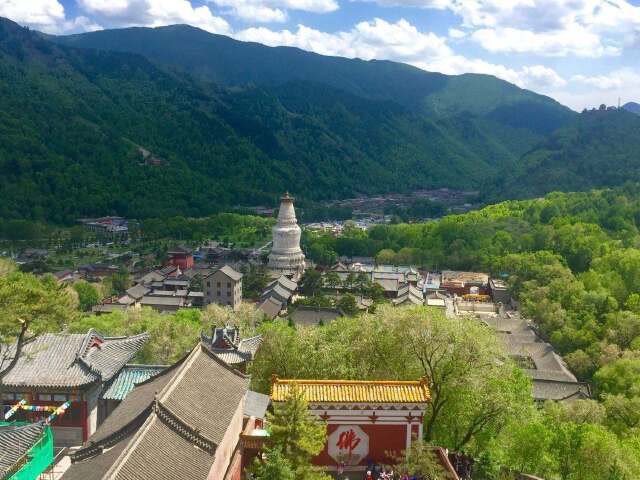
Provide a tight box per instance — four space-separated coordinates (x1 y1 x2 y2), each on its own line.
270 377 430 403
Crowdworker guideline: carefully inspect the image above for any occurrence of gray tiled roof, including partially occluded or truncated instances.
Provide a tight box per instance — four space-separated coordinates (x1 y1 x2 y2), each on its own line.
532 380 592 402
63 344 249 480
1 330 149 389
201 329 262 365
107 345 249 480
244 391 270 420
0 421 46 478
290 307 342 326
258 296 282 320
139 296 184 306
216 265 243 282
125 285 150 300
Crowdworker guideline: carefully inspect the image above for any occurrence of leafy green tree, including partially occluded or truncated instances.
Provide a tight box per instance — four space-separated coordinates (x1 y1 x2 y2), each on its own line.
73 280 100 312
335 294 358 316
300 269 323 297
266 386 330 479
393 440 449 479
249 447 296 480
594 354 640 398
354 272 371 295
323 271 341 291
0 272 76 384
68 307 204 364
376 248 396 265
110 267 131 296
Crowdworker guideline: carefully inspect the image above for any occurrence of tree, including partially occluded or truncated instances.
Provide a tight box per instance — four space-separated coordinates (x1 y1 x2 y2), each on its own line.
266 386 330 479
300 269 323 297
343 272 357 290
335 294 358 316
394 307 531 451
323 271 341 292
376 248 396 265
0 272 76 385
354 272 371 296
393 440 449 479
73 281 100 312
109 267 131 296
594 354 640 398
249 447 295 480
68 307 205 364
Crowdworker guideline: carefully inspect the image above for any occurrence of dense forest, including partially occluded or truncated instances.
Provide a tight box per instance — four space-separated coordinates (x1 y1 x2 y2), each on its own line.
305 183 640 392
4 17 640 225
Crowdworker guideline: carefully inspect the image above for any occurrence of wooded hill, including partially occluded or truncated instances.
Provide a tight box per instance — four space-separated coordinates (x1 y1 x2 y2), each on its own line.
2 17 640 222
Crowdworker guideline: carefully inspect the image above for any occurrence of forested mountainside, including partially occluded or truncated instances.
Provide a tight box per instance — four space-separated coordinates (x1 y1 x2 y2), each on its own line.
2 17 640 223
0 17 571 223
53 25 572 128
495 108 640 200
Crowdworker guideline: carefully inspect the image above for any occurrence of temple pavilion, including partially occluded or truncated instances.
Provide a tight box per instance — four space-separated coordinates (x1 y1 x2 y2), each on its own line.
271 377 449 474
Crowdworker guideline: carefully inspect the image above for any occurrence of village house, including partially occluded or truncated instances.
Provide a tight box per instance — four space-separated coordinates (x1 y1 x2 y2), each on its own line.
0 329 149 447
204 265 243 310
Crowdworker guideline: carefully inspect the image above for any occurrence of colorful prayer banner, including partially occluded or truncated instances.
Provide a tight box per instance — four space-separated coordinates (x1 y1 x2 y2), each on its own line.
4 399 26 419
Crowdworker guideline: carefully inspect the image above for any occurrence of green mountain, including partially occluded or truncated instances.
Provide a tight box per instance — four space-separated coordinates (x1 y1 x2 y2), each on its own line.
0 17 580 223
52 25 572 129
496 108 640 199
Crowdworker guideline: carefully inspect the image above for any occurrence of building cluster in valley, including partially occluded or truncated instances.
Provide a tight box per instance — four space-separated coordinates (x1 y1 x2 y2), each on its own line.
0 193 590 480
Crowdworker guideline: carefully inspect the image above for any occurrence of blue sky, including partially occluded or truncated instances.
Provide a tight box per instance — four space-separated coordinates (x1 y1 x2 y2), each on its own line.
3 0 640 110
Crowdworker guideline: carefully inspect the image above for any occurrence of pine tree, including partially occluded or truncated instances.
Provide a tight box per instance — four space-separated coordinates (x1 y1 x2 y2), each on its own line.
265 386 331 479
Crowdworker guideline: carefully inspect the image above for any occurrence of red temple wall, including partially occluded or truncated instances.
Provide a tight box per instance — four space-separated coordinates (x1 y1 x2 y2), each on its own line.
168 255 194 270
314 423 408 468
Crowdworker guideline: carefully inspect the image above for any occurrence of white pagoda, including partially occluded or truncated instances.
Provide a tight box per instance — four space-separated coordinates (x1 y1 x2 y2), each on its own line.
268 193 306 276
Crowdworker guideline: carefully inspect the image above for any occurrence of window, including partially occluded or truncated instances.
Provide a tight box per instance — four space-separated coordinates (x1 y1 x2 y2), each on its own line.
217 282 221 287
1 392 16 401
227 282 231 288
206 281 210 287
217 290 221 297
53 394 68 401
37 393 53 401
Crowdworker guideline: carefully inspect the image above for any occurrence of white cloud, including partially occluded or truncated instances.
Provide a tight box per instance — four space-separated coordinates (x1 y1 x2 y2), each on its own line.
211 1 287 23
448 28 466 38
0 0 103 33
236 18 450 60
78 0 231 33
355 0 640 58
0 0 65 31
208 0 338 23
471 24 619 57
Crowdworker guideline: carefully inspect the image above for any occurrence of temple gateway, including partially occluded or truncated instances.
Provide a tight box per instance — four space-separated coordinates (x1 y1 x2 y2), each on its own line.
267 193 306 276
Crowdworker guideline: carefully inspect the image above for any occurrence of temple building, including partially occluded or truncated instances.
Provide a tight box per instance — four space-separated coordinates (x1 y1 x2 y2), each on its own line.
267 193 305 276
60 341 263 480
0 329 149 447
271 377 439 475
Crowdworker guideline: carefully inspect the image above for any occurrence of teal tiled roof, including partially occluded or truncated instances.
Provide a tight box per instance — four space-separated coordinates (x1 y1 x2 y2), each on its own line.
102 365 167 401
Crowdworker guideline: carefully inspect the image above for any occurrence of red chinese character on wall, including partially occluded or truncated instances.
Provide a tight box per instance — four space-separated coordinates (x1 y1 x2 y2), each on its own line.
336 429 361 453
